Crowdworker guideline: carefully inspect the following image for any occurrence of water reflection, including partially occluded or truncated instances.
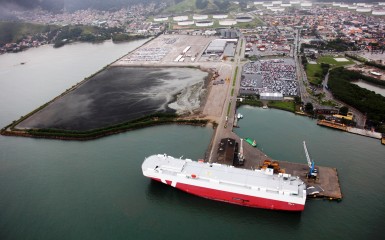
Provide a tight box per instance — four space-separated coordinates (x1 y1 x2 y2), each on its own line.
145 179 302 226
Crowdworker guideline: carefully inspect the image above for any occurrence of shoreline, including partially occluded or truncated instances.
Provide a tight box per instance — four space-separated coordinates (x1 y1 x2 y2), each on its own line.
1 65 216 141
1 117 211 141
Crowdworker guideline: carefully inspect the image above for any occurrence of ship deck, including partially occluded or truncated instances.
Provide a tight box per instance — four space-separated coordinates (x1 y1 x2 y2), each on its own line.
143 155 306 198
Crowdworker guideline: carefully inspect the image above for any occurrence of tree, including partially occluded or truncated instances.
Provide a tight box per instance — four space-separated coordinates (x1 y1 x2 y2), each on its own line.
339 106 349 116
305 102 313 113
294 96 301 104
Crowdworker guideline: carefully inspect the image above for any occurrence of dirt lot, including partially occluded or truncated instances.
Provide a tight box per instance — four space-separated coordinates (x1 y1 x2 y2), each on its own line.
113 34 216 66
347 65 385 81
111 34 236 123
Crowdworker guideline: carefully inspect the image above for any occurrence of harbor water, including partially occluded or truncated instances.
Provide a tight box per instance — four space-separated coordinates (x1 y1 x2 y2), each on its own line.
0 41 384 240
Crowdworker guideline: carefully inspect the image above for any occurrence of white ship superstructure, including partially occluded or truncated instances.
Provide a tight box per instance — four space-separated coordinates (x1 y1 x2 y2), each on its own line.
142 154 307 211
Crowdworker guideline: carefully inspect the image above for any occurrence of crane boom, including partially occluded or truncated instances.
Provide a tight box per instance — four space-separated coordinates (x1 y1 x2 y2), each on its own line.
303 141 317 178
303 141 312 168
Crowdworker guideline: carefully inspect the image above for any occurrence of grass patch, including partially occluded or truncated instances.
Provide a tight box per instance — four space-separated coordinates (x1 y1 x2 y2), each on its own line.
237 97 263 107
317 56 354 68
0 21 58 45
227 102 232 116
235 18 264 28
3 113 209 140
233 66 238 86
306 56 354 85
320 99 338 107
231 88 234 96
163 0 196 13
267 101 295 112
306 63 323 85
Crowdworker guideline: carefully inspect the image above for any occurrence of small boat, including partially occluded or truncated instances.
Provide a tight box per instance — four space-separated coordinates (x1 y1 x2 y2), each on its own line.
245 138 257 147
237 113 243 119
262 105 268 109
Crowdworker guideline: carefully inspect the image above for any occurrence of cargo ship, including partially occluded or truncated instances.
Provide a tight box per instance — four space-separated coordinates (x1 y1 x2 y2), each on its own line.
142 154 307 211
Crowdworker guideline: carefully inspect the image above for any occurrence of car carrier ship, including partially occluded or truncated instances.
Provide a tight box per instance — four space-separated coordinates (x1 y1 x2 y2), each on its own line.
142 154 307 211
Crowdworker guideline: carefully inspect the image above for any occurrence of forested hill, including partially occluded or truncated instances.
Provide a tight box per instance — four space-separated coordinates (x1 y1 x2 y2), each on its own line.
0 0 380 14
1 0 160 12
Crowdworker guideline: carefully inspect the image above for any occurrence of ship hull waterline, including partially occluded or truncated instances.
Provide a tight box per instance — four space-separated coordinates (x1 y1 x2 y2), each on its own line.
150 177 305 211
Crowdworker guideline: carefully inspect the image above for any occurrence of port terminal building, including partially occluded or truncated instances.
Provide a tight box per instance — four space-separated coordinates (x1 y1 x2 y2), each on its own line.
205 39 238 56
260 92 284 101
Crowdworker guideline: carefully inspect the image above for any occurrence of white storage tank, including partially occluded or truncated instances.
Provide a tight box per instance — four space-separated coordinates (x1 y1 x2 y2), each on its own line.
154 16 168 22
173 16 189 22
212 14 228 19
236 15 253 23
372 10 385 15
196 20 214 27
178 20 195 26
193 14 209 20
301 2 312 7
219 19 237 26
356 8 372 13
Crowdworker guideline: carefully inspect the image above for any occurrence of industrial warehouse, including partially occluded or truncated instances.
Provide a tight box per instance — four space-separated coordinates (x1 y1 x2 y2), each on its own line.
204 39 238 57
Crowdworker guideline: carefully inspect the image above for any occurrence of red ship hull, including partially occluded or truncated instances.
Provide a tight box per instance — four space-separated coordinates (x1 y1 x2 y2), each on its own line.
152 178 304 211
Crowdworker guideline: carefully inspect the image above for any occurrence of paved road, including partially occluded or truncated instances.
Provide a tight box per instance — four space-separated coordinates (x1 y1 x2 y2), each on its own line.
208 37 244 163
294 29 312 105
294 29 366 126
323 71 366 127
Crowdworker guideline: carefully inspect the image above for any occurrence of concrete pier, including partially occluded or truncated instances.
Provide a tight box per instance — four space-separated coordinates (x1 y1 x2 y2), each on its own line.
209 131 343 200
318 120 383 141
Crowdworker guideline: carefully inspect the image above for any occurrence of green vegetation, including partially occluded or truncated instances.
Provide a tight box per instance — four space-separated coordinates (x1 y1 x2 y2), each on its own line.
227 102 232 116
267 101 295 112
164 0 196 13
346 53 385 71
301 38 358 53
305 63 323 85
231 88 234 96
0 21 58 45
235 18 264 28
0 22 138 48
328 67 385 124
164 0 234 14
196 0 209 9
317 56 354 67
339 106 349 116
233 66 238 86
3 113 208 140
305 56 353 85
304 102 314 114
53 25 125 48
345 53 366 63
112 34 147 42
237 96 263 107
320 99 338 107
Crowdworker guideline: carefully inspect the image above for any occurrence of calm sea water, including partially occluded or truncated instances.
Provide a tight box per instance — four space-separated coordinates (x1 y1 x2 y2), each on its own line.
0 41 384 240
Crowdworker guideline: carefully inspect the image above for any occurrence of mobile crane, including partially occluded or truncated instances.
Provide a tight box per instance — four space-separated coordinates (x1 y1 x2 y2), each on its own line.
303 141 318 179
